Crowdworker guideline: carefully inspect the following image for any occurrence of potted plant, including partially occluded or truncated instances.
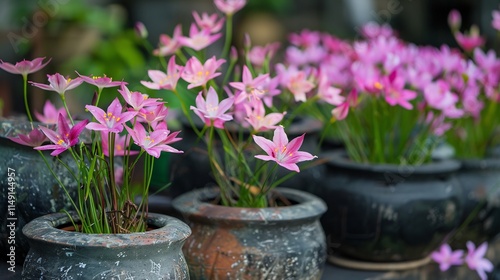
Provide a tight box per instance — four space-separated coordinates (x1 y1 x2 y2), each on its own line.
0 57 191 278
439 9 500 249
139 0 328 278
272 23 468 269
0 58 82 265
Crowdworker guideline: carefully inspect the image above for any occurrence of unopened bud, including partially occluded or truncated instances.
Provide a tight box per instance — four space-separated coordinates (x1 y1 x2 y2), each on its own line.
230 46 238 62
448 9 461 31
134 21 148 39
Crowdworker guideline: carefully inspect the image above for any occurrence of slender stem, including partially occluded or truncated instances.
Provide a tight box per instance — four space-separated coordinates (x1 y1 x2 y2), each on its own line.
107 133 118 215
22 74 34 123
60 95 75 125
221 14 233 59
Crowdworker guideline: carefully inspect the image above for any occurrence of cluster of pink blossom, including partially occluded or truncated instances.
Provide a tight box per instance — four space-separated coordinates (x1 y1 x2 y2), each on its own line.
431 242 494 280
284 22 500 136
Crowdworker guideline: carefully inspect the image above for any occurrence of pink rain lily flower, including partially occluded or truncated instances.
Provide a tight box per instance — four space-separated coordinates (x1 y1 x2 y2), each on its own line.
137 103 170 126
381 70 417 110
360 22 394 39
276 64 315 102
423 80 463 118
454 26 485 52
35 114 89 156
287 71 315 102
141 56 183 91
178 23 222 51
317 72 344 106
30 73 83 96
35 100 67 124
190 86 234 129
153 25 183 57
214 0 247 16
230 65 270 104
100 132 138 157
9 128 48 147
247 42 281 67
332 89 358 120
465 241 494 280
85 98 137 133
0 57 51 77
192 11 225 33
125 123 183 158
431 243 464 272
253 126 317 173
244 100 286 132
118 84 160 111
150 121 183 146
77 73 124 91
181 56 226 89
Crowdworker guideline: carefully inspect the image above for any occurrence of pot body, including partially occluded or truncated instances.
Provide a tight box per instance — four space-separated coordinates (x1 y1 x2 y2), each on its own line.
453 157 500 246
0 120 78 263
173 187 327 280
319 150 463 262
21 212 191 279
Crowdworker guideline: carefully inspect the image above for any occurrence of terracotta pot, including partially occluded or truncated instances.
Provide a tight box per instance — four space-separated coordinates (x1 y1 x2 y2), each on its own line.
172 187 327 279
319 150 463 266
22 212 191 279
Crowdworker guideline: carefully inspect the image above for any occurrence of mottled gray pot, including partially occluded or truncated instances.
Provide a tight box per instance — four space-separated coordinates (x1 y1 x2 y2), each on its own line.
0 119 78 263
173 187 327 280
21 212 191 279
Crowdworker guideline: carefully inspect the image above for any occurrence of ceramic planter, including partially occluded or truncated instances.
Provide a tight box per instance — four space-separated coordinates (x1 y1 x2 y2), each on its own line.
172 187 327 279
0 119 79 263
319 150 463 268
451 157 500 247
21 212 191 279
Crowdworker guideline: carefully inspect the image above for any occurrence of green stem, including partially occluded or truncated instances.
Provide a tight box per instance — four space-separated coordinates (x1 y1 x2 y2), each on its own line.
22 74 33 123
60 95 75 125
221 14 233 59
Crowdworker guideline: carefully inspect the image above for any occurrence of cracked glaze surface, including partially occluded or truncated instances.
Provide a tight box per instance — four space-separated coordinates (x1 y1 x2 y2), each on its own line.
21 212 191 279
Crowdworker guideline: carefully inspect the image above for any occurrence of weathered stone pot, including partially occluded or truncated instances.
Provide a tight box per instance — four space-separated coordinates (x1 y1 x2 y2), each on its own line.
172 187 327 279
21 212 191 279
451 157 500 247
0 119 78 264
319 150 463 268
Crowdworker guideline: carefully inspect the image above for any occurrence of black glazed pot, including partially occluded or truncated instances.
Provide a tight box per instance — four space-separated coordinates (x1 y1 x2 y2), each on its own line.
451 157 500 247
318 150 463 264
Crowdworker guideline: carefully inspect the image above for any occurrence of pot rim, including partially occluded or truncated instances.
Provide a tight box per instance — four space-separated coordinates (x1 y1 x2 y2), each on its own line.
459 156 500 169
172 187 327 223
22 212 191 248
322 149 461 175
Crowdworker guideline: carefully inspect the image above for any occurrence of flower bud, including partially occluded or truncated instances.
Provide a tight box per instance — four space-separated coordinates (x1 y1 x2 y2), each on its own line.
134 21 148 39
448 9 461 31
230 46 238 62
